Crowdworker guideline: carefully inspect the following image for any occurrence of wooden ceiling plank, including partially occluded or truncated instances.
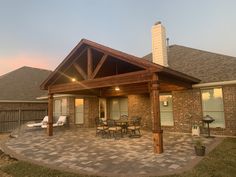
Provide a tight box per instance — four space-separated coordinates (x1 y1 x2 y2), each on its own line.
91 47 151 70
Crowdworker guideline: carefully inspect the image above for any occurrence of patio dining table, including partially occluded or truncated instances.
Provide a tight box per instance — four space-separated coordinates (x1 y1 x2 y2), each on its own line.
115 119 129 134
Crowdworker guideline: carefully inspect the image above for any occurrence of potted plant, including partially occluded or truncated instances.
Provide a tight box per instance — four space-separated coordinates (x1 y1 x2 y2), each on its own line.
194 139 206 156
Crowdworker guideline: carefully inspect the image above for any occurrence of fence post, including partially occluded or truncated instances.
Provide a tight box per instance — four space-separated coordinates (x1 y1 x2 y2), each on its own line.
18 109 21 126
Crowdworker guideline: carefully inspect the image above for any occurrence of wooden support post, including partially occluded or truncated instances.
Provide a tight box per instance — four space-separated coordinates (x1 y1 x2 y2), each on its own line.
47 93 53 136
87 48 93 79
150 74 163 154
152 131 163 154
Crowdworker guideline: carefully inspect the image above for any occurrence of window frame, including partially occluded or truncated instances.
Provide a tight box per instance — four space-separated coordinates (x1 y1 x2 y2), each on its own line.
99 98 107 120
53 98 68 117
159 93 174 126
75 98 84 124
201 87 225 128
109 97 128 120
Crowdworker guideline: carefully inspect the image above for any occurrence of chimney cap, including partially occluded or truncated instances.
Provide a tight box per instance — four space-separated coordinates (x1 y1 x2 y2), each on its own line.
154 21 161 25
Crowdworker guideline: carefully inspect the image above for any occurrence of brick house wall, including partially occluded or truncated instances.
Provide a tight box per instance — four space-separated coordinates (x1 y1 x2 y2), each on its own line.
67 97 75 125
67 97 99 128
127 91 202 133
64 84 236 136
128 94 151 130
221 85 236 135
127 85 236 136
172 89 202 133
84 97 99 128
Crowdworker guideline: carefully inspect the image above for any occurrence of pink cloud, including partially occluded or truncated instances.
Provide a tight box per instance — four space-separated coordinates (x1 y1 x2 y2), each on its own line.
0 53 58 75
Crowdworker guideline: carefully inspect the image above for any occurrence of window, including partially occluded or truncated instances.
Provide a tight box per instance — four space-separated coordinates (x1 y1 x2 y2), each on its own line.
159 94 174 126
201 88 225 128
75 99 84 124
109 97 128 120
54 98 68 117
99 98 107 119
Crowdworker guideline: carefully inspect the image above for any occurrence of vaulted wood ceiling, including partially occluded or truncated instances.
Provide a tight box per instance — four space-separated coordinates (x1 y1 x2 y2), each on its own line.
40 39 200 96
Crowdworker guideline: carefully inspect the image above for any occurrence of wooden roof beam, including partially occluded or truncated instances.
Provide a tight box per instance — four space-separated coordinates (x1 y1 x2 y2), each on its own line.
73 63 87 80
49 70 153 94
91 54 108 79
87 48 93 79
47 47 88 88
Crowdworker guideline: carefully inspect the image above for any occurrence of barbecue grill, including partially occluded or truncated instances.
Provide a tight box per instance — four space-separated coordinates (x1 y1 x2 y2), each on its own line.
202 115 215 138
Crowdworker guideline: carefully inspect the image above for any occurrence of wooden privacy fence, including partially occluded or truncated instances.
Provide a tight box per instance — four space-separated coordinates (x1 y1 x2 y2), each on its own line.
0 109 47 132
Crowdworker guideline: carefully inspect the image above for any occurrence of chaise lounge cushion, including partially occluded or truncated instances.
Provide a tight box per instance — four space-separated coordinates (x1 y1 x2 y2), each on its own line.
108 127 122 131
41 116 67 128
127 126 140 130
27 116 48 128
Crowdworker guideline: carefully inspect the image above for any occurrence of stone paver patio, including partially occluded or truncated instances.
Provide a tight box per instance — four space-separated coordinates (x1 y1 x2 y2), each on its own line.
1 127 221 177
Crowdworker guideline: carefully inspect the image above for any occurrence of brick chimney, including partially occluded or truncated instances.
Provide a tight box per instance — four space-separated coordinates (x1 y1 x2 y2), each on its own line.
151 21 168 67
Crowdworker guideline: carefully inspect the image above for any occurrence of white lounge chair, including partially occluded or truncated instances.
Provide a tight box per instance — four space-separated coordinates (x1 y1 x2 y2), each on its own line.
41 116 67 128
27 116 48 128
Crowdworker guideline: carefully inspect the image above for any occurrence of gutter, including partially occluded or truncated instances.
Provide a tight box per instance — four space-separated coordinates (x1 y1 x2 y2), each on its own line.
192 80 236 88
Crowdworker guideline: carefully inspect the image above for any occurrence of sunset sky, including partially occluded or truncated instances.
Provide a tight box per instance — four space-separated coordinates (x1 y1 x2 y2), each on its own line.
0 0 236 75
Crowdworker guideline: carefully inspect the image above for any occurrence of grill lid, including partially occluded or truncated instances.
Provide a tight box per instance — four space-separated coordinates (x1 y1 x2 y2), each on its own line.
202 115 215 123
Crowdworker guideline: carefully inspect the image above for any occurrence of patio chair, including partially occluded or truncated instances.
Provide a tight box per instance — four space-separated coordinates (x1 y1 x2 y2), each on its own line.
95 117 108 137
127 116 141 138
41 116 67 128
119 115 128 134
107 119 122 139
27 116 48 128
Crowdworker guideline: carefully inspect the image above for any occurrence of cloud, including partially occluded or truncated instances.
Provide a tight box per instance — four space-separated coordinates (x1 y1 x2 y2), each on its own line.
0 53 58 75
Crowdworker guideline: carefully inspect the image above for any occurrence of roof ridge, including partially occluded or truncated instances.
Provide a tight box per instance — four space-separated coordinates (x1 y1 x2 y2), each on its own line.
0 66 51 101
0 67 23 79
0 66 52 78
21 66 52 72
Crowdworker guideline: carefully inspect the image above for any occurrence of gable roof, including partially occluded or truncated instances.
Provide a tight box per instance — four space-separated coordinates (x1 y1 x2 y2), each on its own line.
41 39 200 90
143 45 236 83
0 66 51 102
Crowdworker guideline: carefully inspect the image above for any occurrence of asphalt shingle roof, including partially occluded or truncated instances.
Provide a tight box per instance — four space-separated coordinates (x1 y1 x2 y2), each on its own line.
143 45 236 83
0 66 51 101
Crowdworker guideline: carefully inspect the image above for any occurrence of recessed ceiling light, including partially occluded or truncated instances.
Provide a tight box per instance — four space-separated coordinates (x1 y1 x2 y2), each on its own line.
115 86 120 91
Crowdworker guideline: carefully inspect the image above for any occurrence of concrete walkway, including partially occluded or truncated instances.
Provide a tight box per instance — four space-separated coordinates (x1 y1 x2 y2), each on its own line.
1 127 221 177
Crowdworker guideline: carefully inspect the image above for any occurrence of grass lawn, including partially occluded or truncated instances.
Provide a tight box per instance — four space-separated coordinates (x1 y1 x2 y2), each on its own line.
1 138 236 177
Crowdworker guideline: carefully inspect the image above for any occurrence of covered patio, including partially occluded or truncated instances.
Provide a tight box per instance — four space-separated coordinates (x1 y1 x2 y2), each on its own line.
1 128 220 177
40 39 200 154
